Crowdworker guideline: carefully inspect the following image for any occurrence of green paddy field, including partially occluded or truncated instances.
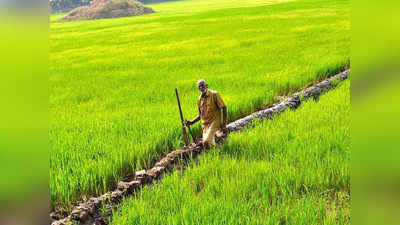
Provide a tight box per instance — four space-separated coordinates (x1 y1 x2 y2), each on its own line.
112 80 350 225
50 0 350 209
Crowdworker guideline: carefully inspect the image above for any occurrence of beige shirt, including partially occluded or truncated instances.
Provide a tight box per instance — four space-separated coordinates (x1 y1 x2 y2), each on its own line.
197 89 226 127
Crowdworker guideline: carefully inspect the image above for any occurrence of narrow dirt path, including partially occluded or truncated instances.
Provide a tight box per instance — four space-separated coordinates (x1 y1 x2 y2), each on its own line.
51 69 349 225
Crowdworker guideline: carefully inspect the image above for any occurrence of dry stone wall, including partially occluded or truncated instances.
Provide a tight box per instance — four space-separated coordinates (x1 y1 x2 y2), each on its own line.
227 69 349 132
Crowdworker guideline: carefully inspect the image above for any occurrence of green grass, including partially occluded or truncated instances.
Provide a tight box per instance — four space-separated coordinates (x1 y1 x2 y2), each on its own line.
50 0 350 208
111 80 350 225
50 13 68 23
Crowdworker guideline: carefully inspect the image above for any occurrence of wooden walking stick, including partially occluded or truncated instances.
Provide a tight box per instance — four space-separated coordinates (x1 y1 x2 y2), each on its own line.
175 88 190 146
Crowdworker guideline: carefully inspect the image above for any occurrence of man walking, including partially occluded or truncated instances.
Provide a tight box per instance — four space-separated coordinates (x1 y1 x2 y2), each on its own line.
185 79 227 148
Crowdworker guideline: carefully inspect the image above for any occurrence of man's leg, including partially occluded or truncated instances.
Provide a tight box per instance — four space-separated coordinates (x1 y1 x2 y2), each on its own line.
202 123 218 148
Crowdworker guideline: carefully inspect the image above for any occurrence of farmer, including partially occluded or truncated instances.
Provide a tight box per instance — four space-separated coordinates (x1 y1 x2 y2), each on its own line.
184 79 227 148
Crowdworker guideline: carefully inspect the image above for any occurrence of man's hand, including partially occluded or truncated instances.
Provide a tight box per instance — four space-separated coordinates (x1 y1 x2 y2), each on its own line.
184 120 193 127
222 106 227 132
221 122 227 132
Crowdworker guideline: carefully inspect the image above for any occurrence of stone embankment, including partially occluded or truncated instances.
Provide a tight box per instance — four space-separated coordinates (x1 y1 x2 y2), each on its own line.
51 69 349 225
227 69 349 131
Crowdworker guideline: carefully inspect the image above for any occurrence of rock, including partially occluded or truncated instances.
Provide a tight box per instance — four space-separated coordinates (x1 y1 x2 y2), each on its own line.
173 149 190 159
51 221 62 225
71 208 89 222
71 208 80 217
135 169 146 177
117 181 130 191
127 180 141 192
116 180 140 193
95 217 107 225
50 212 58 220
191 144 203 152
147 166 165 178
287 95 301 109
99 193 111 202
311 87 321 101
154 157 173 169
255 108 273 119
87 197 101 209
51 208 69 221
135 170 152 184
79 210 89 221
271 104 283 113
110 190 124 202
166 152 178 162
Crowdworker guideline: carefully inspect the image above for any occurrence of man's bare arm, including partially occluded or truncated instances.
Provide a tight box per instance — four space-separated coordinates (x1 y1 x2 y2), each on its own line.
222 106 227 129
185 107 201 126
189 115 200 125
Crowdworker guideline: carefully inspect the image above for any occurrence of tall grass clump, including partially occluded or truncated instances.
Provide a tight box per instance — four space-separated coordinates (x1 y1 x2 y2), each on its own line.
111 81 350 225
50 0 350 208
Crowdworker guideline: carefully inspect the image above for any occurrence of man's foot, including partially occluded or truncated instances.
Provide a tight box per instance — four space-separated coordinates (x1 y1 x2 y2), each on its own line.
202 142 211 150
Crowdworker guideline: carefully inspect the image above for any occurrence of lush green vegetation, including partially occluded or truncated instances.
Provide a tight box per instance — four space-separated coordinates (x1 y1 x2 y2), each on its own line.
50 0 350 208
111 80 350 225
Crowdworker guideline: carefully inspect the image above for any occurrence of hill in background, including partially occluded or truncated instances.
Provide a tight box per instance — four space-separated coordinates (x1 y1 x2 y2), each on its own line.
60 0 154 21
50 0 91 14
50 0 170 14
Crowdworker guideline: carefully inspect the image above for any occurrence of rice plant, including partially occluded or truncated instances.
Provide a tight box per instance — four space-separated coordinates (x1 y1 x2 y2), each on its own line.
111 81 350 225
50 0 350 208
